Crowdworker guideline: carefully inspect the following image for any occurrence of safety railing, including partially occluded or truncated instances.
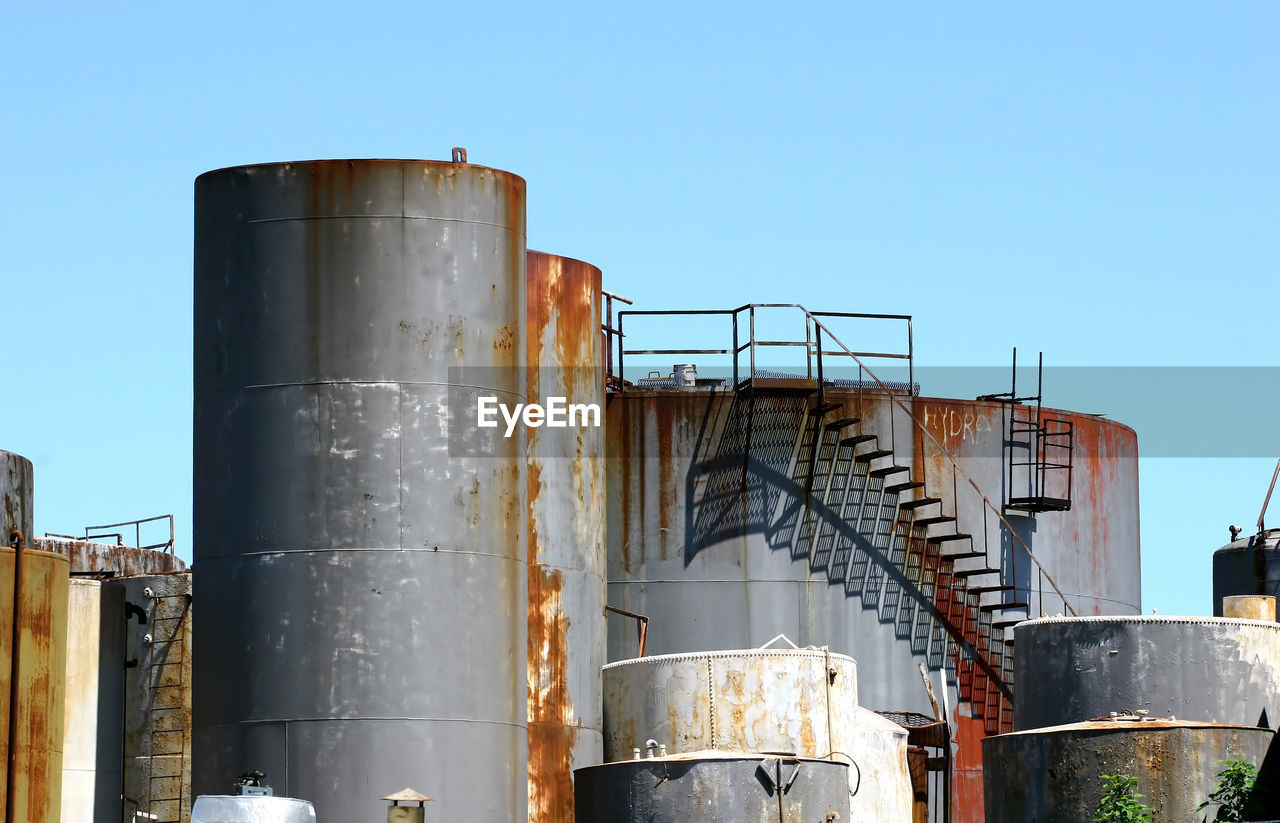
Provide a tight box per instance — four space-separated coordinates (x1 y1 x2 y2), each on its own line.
612 303 914 395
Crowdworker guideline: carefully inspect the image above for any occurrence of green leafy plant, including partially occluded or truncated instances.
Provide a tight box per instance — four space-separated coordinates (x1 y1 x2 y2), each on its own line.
1092 773 1153 823
1197 759 1258 822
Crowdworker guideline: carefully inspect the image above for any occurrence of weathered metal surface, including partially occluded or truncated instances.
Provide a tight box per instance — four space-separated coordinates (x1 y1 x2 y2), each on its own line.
123 572 192 823
61 579 125 823
983 720 1274 823
1214 529 1280 615
526 251 606 823
574 754 850 823
603 389 1141 823
1013 616 1280 731
0 547 70 823
34 537 186 577
0 451 33 547
1225 594 1277 621
189 795 316 822
193 158 528 823
601 648 911 821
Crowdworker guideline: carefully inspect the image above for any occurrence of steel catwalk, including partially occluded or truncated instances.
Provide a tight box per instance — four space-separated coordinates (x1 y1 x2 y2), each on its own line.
1012 615 1280 731
193 159 528 823
526 251 606 823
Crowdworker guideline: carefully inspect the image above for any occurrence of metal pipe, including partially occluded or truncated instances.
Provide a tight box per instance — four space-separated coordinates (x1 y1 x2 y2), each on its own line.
604 605 649 657
1257 458 1280 533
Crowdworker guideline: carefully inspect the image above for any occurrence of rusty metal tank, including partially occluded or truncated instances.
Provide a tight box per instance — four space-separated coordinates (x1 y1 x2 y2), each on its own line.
1012 616 1280 731
193 158 528 823
983 719 1274 823
62 578 126 823
575 754 850 823
34 536 186 577
0 545 71 823
601 647 911 822
604 382 1141 823
1214 528 1280 616
526 251 606 823
1 450 33 544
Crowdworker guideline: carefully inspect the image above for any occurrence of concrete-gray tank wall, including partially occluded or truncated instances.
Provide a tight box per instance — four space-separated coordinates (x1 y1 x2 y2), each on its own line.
1214 530 1280 616
193 159 528 823
604 389 1141 710
983 721 1274 823
1 449 33 543
1013 616 1280 731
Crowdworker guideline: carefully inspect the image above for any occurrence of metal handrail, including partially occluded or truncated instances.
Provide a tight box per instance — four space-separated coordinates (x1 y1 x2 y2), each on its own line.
83 514 175 555
614 303 914 392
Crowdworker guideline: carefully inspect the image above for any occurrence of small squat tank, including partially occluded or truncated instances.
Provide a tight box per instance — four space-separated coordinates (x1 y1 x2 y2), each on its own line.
1013 616 1280 731
575 754 850 823
1214 529 1280 616
983 719 1274 823
601 647 911 822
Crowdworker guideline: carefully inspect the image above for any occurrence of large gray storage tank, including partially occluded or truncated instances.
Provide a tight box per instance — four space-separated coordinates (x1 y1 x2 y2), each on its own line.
1013 616 1280 731
1214 529 1280 616
193 158 528 823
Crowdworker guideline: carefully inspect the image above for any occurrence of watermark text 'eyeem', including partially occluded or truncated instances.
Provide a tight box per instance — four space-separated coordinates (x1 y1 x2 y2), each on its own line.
477 396 601 438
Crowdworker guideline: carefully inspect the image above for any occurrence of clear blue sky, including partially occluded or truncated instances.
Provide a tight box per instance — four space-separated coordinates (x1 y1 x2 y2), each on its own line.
2 2 1276 616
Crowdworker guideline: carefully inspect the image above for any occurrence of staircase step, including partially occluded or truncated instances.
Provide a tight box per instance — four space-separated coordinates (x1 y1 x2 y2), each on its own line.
941 550 986 560
981 602 1030 612
915 515 956 528
927 532 970 543
827 417 860 430
952 567 999 579
840 434 877 447
854 449 894 462
899 497 942 511
809 402 841 416
884 480 924 493
968 584 1016 594
870 465 910 478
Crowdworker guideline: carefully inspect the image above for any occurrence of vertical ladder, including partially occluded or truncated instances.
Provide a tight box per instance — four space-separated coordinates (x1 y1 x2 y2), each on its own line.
144 590 190 823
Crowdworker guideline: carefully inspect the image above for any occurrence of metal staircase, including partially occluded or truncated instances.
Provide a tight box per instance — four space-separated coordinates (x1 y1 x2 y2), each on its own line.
610 303 1079 737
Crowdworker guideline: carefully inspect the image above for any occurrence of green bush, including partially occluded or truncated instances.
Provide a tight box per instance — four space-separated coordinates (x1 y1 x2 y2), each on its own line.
1093 773 1153 823
1198 759 1258 822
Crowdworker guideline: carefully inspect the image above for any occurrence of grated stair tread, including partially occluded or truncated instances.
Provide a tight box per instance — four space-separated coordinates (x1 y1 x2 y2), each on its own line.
915 515 956 527
827 417 860 430
855 449 894 462
870 465 910 478
840 434 877 447
899 497 942 511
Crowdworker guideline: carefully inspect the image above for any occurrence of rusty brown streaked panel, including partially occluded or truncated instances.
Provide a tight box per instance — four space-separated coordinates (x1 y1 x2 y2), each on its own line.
526 251 605 823
0 547 70 823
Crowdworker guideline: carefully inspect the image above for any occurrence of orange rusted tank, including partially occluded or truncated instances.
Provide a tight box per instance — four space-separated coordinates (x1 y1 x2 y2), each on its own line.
526 251 606 823
0 546 71 823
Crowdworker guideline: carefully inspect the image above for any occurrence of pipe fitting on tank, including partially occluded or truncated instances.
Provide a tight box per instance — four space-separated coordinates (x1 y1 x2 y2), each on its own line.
645 739 659 759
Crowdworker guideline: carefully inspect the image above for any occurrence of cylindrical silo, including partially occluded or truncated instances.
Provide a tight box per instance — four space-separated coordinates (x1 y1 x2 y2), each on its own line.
983 720 1274 823
0 546 71 823
601 648 911 822
1013 616 1280 731
526 251 606 823
605 384 1141 823
574 754 851 823
62 578 125 823
193 158 528 823
1214 529 1280 616
1 450 33 544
